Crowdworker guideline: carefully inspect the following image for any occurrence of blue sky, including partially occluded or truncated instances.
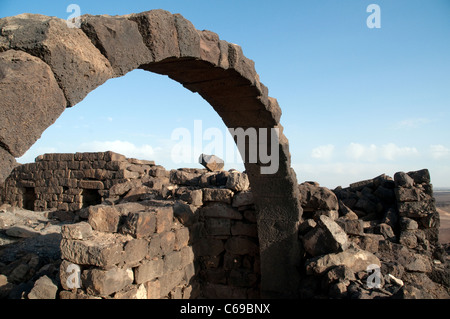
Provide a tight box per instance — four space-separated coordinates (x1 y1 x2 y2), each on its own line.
1 0 449 188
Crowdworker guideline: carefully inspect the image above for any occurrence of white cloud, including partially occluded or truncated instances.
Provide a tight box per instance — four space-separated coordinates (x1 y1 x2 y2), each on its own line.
430 144 450 160
380 143 419 160
346 143 377 161
346 143 418 162
394 118 431 129
79 140 155 160
311 144 335 160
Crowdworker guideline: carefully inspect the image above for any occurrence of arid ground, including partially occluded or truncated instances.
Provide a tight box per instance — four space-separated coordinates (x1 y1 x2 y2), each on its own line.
435 191 450 244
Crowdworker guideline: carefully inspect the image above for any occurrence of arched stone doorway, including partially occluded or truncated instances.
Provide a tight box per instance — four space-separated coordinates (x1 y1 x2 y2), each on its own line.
0 10 302 298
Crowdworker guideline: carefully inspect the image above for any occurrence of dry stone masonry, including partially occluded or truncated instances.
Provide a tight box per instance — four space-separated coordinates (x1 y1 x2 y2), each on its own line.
0 10 302 297
0 153 449 298
298 170 448 299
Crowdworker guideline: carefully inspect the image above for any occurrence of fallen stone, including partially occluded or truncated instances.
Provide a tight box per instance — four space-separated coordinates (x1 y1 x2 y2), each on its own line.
302 215 349 257
374 223 396 241
299 183 339 212
27 275 58 299
199 154 224 172
305 247 381 275
336 218 364 236
5 225 39 238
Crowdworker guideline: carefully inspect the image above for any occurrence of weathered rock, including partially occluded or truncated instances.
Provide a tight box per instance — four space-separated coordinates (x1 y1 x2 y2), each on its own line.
61 222 94 240
400 217 419 231
395 187 421 202
87 205 120 233
60 234 125 267
232 191 254 208
394 172 415 188
0 50 66 158
407 169 430 185
226 171 249 192
199 154 224 172
397 200 436 219
302 215 349 257
175 187 203 206
299 183 339 212
305 247 381 275
82 267 133 296
27 275 58 299
0 14 114 106
128 10 180 62
336 218 364 236
5 225 39 238
202 188 233 204
201 202 242 220
80 15 153 76
134 259 164 284
374 223 396 241
120 211 156 238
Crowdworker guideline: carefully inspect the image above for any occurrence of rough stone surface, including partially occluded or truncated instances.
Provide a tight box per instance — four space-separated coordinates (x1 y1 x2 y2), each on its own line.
27 275 58 299
0 50 66 158
199 154 224 172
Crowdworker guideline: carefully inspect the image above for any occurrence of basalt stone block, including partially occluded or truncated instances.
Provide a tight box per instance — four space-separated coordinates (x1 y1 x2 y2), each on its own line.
394 187 421 202
202 188 233 204
407 169 430 185
199 154 224 172
121 211 156 238
128 9 180 62
394 172 415 188
87 205 120 233
0 14 114 106
82 267 133 296
134 259 164 284
80 15 153 76
302 215 349 257
0 50 66 157
60 235 125 267
61 222 94 240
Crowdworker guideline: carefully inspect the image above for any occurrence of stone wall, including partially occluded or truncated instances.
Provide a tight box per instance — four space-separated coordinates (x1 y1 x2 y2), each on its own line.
297 169 448 299
1 153 448 299
1 151 154 212
7 152 260 299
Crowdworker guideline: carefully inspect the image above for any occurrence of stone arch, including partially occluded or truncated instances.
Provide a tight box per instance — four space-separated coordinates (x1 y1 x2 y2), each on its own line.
0 10 302 298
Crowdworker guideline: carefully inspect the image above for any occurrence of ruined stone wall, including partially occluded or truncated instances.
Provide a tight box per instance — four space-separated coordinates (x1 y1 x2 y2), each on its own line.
297 169 448 299
7 153 260 299
1 151 154 212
